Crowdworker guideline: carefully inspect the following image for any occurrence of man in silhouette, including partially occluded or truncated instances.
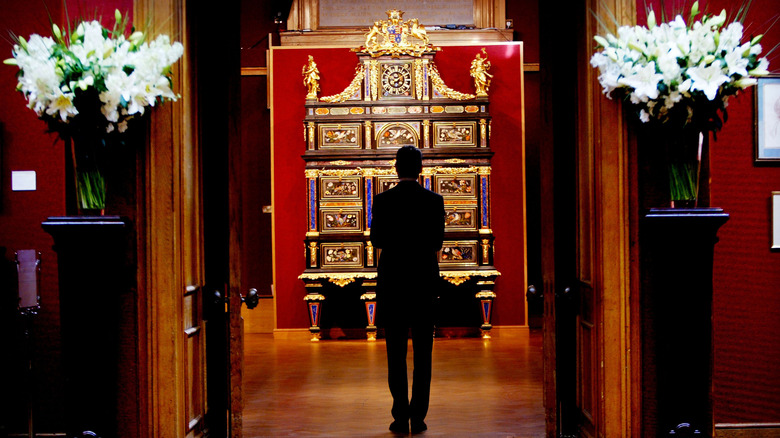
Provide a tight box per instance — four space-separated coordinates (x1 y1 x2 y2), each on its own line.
371 145 445 434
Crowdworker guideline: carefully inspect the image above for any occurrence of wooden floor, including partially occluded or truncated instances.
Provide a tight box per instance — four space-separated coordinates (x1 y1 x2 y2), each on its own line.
243 329 545 437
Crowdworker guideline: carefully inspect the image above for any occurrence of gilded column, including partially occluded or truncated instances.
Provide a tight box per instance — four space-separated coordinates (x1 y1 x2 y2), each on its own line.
479 119 487 147
422 167 433 191
364 60 372 101
481 239 491 265
370 60 379 101
422 59 430 100
422 120 430 148
306 169 319 236
414 59 424 100
308 241 318 268
364 168 374 230
364 121 373 150
307 121 316 150
478 166 491 232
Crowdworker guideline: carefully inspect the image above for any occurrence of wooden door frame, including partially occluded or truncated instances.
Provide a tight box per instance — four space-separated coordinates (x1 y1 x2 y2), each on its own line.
134 0 207 436
540 0 640 436
578 0 640 435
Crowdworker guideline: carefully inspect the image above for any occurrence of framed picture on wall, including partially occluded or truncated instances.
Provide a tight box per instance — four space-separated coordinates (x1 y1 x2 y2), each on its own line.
755 76 780 163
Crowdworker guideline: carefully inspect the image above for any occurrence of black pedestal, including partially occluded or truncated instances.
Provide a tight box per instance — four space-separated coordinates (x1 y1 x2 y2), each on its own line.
641 208 729 437
42 216 130 438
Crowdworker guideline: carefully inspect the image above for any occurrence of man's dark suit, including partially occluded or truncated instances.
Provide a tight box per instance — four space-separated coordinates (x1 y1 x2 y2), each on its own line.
370 179 445 425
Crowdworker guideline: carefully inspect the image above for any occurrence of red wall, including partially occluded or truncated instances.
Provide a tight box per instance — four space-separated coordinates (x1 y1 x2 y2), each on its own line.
639 0 780 425
709 0 780 422
270 44 527 330
0 1 132 433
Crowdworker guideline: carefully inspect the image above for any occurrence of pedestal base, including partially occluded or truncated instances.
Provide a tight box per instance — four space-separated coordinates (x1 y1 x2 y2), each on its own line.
41 216 131 438
641 208 728 437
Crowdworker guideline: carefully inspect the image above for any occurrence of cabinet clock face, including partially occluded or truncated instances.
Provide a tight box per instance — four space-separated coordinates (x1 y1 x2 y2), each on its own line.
381 63 413 97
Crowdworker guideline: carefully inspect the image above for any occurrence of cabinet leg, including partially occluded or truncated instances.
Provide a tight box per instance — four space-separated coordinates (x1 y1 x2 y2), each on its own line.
476 291 496 339
304 293 325 341
360 292 377 341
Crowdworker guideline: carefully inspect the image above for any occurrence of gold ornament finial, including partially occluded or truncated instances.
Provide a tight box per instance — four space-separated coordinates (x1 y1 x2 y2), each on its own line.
470 48 493 97
355 10 439 57
387 9 403 20
302 55 320 100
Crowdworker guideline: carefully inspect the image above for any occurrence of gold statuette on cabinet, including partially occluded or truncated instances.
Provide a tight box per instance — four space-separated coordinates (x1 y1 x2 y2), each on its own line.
470 48 493 97
302 55 320 100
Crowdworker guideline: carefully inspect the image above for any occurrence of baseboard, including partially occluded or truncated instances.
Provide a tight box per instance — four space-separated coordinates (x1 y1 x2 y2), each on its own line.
272 328 313 340
490 325 531 338
715 423 780 437
272 325 532 341
7 434 67 437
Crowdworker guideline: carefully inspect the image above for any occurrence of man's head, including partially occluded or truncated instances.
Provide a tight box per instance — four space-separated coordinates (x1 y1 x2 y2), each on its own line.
395 145 423 179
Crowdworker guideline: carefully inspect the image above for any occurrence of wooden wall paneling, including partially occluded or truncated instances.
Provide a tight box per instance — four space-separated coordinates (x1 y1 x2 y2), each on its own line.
286 0 506 32
473 0 506 29
288 0 318 31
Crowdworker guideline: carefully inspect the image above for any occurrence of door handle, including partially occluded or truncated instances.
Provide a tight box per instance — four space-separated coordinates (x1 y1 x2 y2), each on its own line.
556 286 572 299
241 288 260 310
210 288 260 310
526 284 541 301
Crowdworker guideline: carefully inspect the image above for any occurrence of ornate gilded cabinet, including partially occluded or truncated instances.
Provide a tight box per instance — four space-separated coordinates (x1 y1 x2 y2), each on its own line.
298 10 500 340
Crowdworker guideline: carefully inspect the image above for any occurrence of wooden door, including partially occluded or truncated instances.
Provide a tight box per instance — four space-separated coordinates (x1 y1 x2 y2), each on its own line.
540 0 640 436
191 0 246 436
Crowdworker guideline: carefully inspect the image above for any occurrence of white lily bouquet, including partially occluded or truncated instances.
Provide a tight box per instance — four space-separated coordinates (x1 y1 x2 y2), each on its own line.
590 1 769 131
5 10 183 135
590 2 770 205
4 10 183 211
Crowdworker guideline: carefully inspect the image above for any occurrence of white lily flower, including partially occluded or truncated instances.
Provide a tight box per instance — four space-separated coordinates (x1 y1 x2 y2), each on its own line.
688 62 729 100
618 61 665 101
45 90 79 121
718 22 743 52
724 49 749 77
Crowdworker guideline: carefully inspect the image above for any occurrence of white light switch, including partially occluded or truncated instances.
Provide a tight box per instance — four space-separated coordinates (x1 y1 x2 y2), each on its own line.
11 171 36 191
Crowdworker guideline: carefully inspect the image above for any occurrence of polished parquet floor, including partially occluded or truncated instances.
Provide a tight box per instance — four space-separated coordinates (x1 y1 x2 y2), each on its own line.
243 329 544 437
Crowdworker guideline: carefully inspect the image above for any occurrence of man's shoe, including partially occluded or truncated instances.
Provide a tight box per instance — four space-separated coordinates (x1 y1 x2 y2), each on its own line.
411 420 427 434
389 420 409 434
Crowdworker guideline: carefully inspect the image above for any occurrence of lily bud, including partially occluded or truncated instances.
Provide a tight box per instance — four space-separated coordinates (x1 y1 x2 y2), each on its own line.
52 23 62 41
689 1 700 21
647 10 656 29
710 10 727 28
115 9 122 23
702 54 716 65
18 36 28 51
749 58 770 76
129 31 144 44
594 35 609 48
628 42 645 54
735 77 757 88
752 35 763 45
3 58 18 65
